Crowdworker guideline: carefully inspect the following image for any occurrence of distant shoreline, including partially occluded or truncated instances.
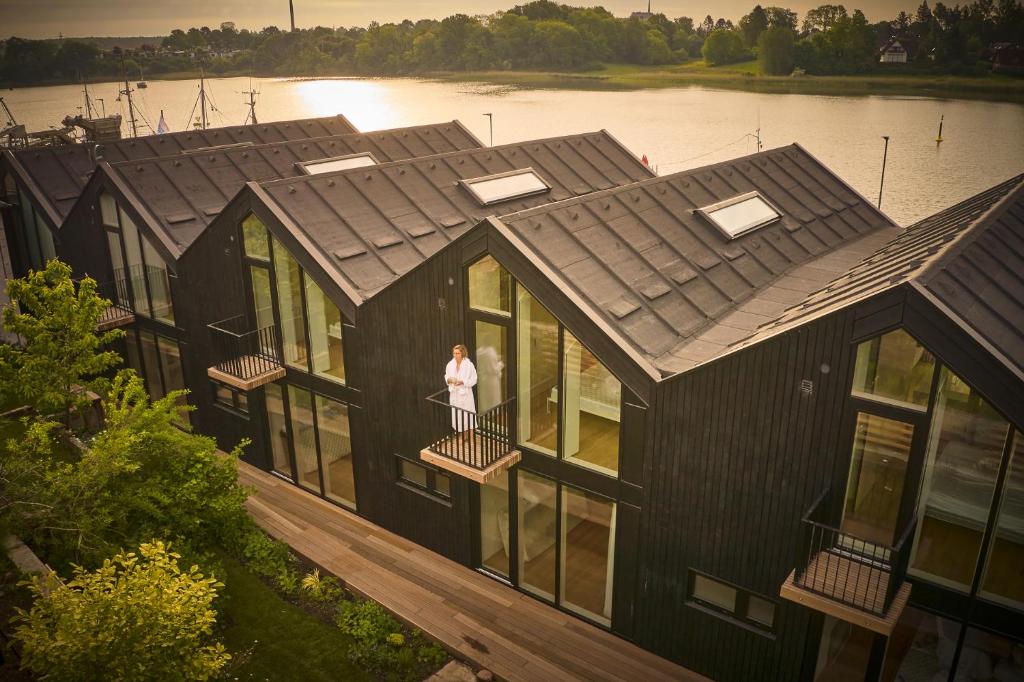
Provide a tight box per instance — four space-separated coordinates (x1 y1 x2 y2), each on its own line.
4 62 1023 104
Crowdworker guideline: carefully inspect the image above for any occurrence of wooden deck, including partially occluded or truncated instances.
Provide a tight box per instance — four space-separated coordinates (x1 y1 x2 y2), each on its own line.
207 358 286 390
237 462 705 682
779 551 911 636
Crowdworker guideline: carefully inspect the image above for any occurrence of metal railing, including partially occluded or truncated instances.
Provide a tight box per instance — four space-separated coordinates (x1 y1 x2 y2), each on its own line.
424 389 516 471
95 278 134 326
208 315 281 381
794 486 917 616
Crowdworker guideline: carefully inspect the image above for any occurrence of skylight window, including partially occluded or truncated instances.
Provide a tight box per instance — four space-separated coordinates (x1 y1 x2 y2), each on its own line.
698 191 781 239
461 168 550 206
298 152 378 175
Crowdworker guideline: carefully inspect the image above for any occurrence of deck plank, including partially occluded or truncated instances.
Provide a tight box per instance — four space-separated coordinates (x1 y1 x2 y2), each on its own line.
237 461 704 682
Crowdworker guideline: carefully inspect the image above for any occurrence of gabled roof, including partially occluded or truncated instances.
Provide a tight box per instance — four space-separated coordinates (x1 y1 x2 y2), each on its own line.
253 130 654 301
97 114 358 163
738 173 1024 376
103 121 483 257
491 144 899 376
2 144 97 228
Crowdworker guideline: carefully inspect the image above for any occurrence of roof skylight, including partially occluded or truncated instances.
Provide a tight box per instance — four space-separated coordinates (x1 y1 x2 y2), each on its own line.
461 168 550 206
698 191 781 239
298 152 378 175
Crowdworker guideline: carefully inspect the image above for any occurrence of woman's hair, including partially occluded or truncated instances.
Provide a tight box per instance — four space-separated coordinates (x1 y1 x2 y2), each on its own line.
452 344 469 358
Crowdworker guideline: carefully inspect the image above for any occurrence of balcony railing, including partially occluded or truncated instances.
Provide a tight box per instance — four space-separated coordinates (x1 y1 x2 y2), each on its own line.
75 277 135 330
792 487 917 618
207 315 284 390
421 390 520 483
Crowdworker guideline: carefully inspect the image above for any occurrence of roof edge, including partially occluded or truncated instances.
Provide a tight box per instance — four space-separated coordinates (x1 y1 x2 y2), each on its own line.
2 149 63 232
450 119 487 149
100 161 183 262
791 141 899 228
599 128 657 180
915 173 1024 284
487 215 664 384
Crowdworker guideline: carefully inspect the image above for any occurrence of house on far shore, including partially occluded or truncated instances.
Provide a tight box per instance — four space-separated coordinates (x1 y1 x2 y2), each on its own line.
879 36 915 64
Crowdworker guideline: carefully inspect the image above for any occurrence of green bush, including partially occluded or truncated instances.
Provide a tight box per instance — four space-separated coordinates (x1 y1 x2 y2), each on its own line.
701 29 744 65
301 568 345 603
231 524 302 594
12 541 229 681
335 599 447 681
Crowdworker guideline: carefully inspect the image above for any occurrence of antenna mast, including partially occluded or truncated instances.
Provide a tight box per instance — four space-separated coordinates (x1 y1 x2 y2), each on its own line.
289 0 296 31
199 69 209 130
80 71 94 119
245 88 258 125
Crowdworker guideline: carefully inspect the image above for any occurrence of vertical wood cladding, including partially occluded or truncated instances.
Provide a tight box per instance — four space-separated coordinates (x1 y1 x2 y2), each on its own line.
634 307 861 681
356 244 473 564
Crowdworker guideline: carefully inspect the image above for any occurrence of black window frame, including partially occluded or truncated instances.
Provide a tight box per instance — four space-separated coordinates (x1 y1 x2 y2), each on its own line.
211 380 249 416
686 569 778 635
394 453 451 501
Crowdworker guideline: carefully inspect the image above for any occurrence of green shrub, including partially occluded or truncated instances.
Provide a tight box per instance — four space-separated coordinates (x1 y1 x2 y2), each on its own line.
301 568 345 603
232 524 301 594
335 599 448 680
12 541 229 681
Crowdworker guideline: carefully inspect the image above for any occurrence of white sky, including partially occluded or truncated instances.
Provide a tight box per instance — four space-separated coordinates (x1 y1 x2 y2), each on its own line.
2 0 916 39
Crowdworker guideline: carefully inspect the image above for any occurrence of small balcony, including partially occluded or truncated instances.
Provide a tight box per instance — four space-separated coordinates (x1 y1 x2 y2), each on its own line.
780 487 915 636
420 391 520 484
206 315 285 391
74 277 135 331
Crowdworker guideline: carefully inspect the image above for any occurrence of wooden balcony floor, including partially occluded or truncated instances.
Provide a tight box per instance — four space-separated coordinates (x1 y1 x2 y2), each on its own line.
237 461 704 682
780 550 911 635
420 431 521 484
207 356 285 390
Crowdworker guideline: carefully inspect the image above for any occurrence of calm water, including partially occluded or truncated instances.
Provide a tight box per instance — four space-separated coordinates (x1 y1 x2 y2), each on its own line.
5 76 1023 225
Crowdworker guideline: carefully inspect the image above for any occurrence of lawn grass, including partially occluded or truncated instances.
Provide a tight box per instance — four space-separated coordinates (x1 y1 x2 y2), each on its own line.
218 554 371 682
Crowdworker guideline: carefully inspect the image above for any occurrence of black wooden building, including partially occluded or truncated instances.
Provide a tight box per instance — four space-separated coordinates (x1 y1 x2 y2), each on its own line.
20 110 1024 681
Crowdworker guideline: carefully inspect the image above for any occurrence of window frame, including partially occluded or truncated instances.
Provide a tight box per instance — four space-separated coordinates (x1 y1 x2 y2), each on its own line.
296 152 379 175
394 453 451 501
686 569 777 634
211 380 249 415
696 191 781 239
460 167 551 206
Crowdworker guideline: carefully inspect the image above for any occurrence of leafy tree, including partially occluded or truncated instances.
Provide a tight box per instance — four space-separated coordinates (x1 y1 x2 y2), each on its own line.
13 541 229 681
702 29 745 65
0 261 123 426
740 5 770 47
764 6 799 30
758 25 796 74
802 4 849 33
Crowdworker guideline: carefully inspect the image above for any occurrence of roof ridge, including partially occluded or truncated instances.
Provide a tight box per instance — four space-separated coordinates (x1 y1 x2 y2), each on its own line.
913 173 1024 285
254 130 619 189
106 120 471 169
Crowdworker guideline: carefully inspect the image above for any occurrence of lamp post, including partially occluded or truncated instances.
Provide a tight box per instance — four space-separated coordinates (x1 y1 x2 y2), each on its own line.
483 113 493 146
878 135 890 210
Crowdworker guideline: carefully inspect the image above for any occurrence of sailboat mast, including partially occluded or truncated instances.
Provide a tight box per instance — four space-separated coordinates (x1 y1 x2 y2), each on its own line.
200 70 208 131
120 53 139 137
247 88 258 125
81 72 94 119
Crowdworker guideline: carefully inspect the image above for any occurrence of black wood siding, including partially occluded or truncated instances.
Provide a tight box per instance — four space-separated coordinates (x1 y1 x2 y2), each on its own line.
634 306 863 681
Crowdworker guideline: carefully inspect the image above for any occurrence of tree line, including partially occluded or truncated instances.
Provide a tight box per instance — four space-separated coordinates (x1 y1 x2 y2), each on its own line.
1 0 1022 84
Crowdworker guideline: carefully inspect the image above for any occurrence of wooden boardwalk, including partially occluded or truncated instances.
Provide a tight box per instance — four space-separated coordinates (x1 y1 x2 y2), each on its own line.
238 462 705 682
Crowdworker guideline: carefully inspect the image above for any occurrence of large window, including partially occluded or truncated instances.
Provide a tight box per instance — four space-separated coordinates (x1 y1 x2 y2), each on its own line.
851 329 935 410
305 274 345 384
16 189 56 270
125 329 188 425
516 288 559 456
273 237 308 370
103 195 174 325
468 255 511 316
479 469 510 577
289 385 320 494
980 431 1024 610
264 383 293 479
562 330 620 476
560 485 616 625
518 470 557 600
316 394 355 508
910 368 1010 592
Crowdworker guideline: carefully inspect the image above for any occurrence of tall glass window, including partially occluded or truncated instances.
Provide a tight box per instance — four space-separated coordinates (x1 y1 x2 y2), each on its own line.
142 238 174 325
518 471 557 600
517 288 558 456
910 368 1010 591
250 266 274 355
560 485 616 625
106 231 128 306
120 209 151 317
851 329 935 410
468 255 511 316
99 192 118 227
480 469 510 577
35 211 56 263
980 431 1024 610
475 321 507 413
315 395 355 509
304 274 345 384
124 328 143 376
841 412 914 546
18 189 41 270
157 336 187 424
242 214 270 261
562 330 620 476
264 383 293 480
138 330 164 402
288 386 319 494
273 237 309 370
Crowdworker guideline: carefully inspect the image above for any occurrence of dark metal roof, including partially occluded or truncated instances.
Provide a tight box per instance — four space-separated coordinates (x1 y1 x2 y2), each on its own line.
492 144 898 376
254 130 654 301
105 121 483 256
97 114 358 163
733 173 1024 379
2 144 97 227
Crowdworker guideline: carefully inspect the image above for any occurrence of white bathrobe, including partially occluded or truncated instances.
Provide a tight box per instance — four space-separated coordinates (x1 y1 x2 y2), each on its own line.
445 357 478 432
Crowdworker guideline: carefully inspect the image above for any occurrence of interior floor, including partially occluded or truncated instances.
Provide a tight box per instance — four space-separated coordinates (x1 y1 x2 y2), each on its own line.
527 411 619 472
517 517 610 620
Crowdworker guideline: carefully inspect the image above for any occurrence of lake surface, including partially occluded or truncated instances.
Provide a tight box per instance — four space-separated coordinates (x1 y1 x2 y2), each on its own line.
5 76 1023 225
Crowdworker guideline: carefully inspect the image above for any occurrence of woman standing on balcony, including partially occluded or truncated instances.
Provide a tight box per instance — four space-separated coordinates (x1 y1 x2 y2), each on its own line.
445 344 477 432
